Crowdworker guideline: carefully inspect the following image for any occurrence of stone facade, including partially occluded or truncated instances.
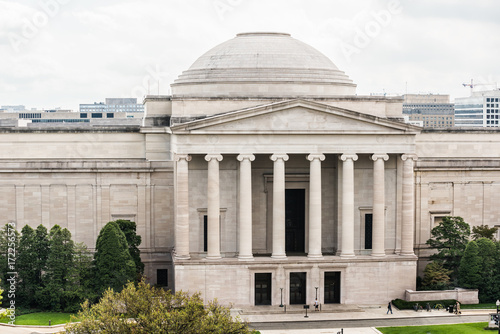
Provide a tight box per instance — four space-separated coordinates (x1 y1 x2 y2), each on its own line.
1 32 499 307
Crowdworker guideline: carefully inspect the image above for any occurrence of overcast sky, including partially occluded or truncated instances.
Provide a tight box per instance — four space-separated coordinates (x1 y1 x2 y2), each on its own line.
1 0 499 111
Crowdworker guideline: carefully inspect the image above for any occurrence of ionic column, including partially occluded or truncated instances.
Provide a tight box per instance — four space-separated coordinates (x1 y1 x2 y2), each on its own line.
205 154 223 259
175 154 191 259
371 154 389 257
339 154 358 257
270 154 289 259
237 154 255 260
401 154 417 255
307 154 325 258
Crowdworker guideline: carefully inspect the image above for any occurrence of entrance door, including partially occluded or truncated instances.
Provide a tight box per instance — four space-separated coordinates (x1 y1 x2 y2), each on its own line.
324 271 341 303
285 189 305 253
289 272 306 304
255 273 272 305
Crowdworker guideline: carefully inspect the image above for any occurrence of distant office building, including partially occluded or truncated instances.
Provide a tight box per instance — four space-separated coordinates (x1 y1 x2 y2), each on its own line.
79 98 144 114
454 90 500 127
0 108 140 127
402 94 454 128
0 105 26 112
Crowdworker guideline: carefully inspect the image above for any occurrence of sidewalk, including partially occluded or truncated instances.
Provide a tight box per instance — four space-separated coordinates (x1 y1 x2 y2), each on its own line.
237 304 491 334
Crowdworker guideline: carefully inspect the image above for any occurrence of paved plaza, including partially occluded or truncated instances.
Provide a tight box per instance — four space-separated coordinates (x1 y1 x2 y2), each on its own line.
0 305 492 333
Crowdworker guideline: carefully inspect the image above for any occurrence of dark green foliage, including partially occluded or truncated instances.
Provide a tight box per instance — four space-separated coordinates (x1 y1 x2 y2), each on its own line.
66 280 253 334
426 216 470 281
422 261 452 290
115 219 144 278
391 298 457 310
94 221 136 295
0 223 19 305
37 225 75 311
472 225 497 241
16 225 42 307
458 241 481 289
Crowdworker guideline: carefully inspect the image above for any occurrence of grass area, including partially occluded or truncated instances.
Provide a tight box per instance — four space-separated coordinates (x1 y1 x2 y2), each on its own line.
0 312 74 325
461 303 496 309
377 322 489 333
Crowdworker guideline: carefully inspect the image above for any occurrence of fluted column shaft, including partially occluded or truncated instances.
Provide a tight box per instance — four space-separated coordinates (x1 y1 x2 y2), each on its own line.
237 154 255 260
371 154 389 257
401 154 417 255
205 154 223 259
175 154 191 259
340 154 358 257
270 154 289 259
307 154 325 258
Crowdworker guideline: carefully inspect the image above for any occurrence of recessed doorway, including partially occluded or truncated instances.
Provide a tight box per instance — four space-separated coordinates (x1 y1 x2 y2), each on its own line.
289 272 306 304
285 189 305 254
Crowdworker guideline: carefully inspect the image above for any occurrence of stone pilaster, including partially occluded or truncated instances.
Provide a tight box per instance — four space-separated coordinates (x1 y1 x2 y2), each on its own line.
174 154 191 259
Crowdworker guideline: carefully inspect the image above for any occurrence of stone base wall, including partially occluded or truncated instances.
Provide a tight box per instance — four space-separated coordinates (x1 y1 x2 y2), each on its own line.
405 288 479 304
174 256 417 307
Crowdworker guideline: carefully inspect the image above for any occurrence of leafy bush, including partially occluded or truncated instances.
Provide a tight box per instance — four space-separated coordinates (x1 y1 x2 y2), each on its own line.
391 298 457 310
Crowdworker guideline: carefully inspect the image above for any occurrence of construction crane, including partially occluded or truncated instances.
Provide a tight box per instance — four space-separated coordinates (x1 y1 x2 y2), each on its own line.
463 79 498 95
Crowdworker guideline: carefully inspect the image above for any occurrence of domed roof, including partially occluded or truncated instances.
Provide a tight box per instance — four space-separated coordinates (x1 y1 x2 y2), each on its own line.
171 32 356 97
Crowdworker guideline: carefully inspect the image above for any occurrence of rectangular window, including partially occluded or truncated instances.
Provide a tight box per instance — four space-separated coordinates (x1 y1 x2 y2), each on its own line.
203 215 207 252
365 213 373 249
157 269 168 286
92 113 102 118
254 273 272 306
106 113 114 118
80 113 87 118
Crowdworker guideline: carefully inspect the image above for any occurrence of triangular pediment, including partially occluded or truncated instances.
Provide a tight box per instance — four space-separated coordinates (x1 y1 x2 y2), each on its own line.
171 99 420 134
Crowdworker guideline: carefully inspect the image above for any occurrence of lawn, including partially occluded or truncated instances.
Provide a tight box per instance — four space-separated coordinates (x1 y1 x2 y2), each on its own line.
377 322 489 333
0 312 74 325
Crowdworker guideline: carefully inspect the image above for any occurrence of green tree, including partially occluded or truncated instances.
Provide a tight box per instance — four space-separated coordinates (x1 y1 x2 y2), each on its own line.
115 220 144 278
472 225 498 241
16 225 37 307
66 280 252 334
475 238 497 302
422 261 452 290
65 242 97 310
457 240 481 289
0 223 19 303
426 216 470 281
93 221 136 295
36 225 75 311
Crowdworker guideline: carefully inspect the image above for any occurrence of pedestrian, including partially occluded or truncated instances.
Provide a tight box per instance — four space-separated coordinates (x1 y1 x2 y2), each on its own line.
455 301 461 315
314 298 319 311
387 301 393 314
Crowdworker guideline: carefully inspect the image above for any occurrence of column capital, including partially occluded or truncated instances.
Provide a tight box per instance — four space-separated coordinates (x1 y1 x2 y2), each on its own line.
174 154 192 162
237 154 255 162
371 154 389 162
205 154 223 162
270 153 289 162
339 154 358 162
401 154 418 162
307 153 326 162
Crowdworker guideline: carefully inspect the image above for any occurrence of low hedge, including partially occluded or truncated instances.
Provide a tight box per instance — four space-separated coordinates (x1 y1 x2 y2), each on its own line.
392 298 457 310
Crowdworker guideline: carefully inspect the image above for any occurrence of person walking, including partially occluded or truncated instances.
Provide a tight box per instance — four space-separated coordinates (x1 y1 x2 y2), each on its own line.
387 301 393 314
314 298 319 311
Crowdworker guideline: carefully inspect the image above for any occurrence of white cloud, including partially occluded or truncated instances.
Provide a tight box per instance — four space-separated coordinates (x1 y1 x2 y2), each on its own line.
0 0 499 109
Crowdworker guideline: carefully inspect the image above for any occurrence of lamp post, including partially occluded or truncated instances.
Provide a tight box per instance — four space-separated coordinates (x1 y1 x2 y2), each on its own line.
496 300 500 334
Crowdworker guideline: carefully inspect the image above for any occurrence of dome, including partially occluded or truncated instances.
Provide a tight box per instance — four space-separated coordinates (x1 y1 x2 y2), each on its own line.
171 32 356 98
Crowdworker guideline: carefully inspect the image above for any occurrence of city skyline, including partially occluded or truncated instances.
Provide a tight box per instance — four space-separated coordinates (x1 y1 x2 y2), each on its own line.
1 0 499 111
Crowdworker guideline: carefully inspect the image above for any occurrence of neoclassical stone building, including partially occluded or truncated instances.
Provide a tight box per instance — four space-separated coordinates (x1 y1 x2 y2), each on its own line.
2 32 500 306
